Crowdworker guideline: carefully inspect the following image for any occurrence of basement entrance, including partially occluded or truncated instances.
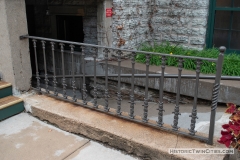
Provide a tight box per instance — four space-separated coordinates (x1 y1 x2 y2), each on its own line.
56 15 84 43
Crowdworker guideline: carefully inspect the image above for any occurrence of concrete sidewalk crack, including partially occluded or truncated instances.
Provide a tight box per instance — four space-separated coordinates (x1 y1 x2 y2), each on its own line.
62 140 91 160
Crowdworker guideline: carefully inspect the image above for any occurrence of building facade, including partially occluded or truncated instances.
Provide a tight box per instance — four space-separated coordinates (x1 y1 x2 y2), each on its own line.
0 0 239 92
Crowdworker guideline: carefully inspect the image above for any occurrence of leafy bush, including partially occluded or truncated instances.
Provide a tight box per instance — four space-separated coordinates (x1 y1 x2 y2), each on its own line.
218 103 240 150
135 42 240 76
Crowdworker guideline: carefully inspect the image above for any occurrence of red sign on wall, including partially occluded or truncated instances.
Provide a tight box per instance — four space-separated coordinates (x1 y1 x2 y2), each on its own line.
106 8 112 17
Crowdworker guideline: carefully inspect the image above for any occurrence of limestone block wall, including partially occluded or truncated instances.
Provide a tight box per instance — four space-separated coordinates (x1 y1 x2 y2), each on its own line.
112 0 209 50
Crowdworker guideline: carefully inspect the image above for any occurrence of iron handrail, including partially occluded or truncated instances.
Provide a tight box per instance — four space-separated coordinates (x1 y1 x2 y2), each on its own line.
20 35 218 62
33 74 240 80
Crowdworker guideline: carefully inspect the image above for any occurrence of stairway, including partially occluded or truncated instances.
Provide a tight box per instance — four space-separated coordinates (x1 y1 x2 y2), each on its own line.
0 81 24 121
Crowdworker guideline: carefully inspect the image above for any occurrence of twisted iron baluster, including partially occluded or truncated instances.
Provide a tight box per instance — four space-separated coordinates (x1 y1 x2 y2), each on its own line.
50 42 58 96
70 45 77 102
172 58 183 131
32 39 41 92
157 56 166 126
208 47 225 145
81 46 87 105
103 48 110 112
129 52 136 119
41 40 49 93
92 47 98 108
116 50 122 115
189 60 202 135
142 54 150 123
59 43 67 99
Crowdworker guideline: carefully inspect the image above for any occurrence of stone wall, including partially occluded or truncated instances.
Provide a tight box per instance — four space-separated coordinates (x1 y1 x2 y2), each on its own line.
112 0 209 50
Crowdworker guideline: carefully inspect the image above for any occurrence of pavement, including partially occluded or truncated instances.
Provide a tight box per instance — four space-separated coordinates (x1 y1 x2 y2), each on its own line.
0 113 138 160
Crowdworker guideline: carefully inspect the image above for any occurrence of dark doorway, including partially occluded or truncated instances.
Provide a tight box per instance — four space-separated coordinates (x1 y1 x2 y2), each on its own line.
56 15 84 43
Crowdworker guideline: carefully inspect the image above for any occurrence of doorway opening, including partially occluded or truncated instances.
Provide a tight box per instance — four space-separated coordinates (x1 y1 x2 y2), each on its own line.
56 15 84 43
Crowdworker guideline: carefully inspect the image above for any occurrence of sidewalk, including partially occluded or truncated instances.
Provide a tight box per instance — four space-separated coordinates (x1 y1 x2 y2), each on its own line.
0 113 138 160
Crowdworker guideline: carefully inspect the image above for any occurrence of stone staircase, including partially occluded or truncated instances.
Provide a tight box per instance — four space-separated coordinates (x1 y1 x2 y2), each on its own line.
0 81 24 121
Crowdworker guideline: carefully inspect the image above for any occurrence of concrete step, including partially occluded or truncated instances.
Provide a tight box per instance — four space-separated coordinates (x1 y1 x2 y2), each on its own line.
0 96 24 121
0 81 12 99
24 94 228 160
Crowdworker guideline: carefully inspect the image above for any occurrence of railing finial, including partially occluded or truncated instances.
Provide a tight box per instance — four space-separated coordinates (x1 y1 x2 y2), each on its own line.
219 46 226 54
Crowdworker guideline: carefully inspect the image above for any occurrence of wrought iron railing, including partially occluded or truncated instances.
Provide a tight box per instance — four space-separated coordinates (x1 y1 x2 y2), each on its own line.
20 35 240 145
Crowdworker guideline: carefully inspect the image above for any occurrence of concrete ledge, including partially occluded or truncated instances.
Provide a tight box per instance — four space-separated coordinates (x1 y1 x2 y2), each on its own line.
25 94 227 160
85 60 240 105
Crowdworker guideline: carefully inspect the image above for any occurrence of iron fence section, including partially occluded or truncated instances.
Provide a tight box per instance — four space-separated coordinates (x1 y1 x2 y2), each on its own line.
20 35 239 145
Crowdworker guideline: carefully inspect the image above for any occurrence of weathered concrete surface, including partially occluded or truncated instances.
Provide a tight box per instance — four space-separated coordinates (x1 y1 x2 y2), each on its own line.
0 0 31 92
85 60 240 105
0 113 138 160
24 94 228 160
65 141 138 160
0 113 89 160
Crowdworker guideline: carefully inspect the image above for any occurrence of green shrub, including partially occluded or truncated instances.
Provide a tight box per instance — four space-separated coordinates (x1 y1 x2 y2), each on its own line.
135 42 240 76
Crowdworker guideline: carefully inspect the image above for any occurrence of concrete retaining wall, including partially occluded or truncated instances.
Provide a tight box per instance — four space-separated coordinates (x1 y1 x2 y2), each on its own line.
85 60 240 105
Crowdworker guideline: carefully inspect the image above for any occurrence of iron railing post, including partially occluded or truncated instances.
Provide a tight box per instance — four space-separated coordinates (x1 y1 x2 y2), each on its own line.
129 52 136 119
142 54 150 123
41 40 49 93
172 58 183 131
208 46 225 145
32 39 41 92
50 42 58 96
157 56 166 126
70 45 77 102
189 60 202 135
81 46 87 105
116 50 122 115
92 47 98 108
60 43 67 99
103 48 110 112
